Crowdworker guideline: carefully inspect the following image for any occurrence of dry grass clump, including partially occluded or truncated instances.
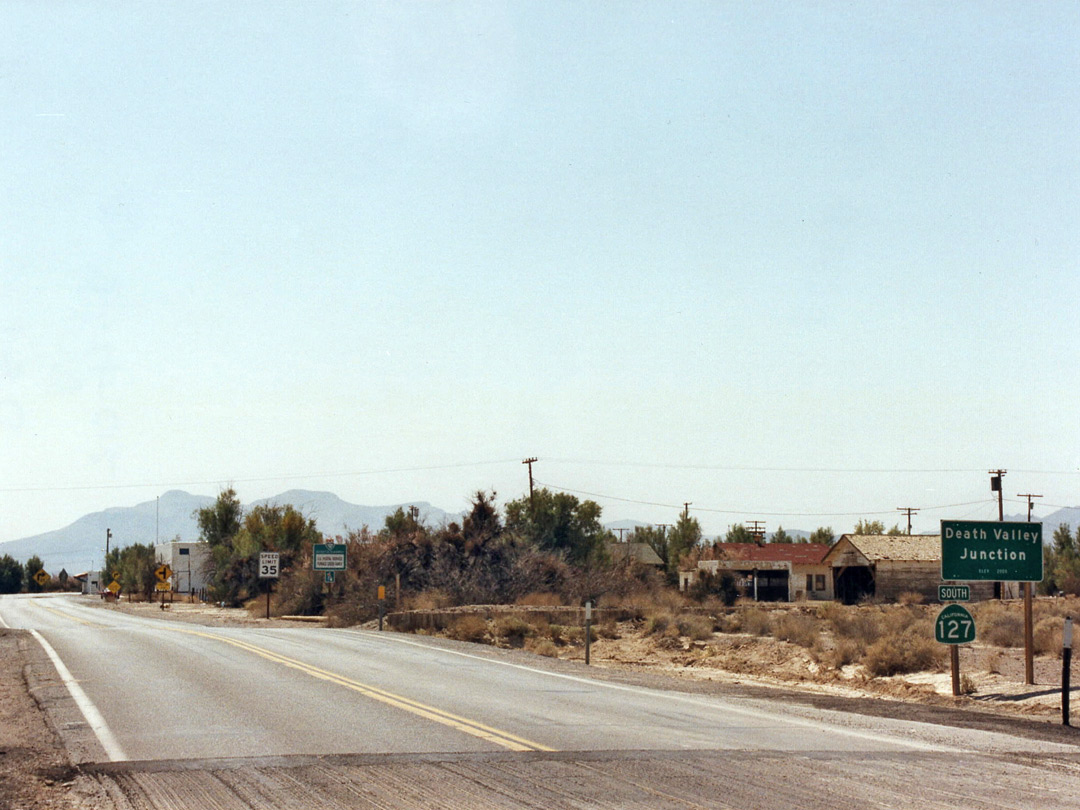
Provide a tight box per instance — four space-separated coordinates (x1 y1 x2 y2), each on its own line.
447 614 489 643
493 615 531 647
739 607 773 636
772 612 819 648
593 620 620 640
826 606 882 646
818 638 863 669
1033 617 1063 656
977 603 1024 648
862 629 943 677
676 614 715 641
525 637 560 657
515 592 564 607
407 589 454 610
644 611 675 636
897 591 925 606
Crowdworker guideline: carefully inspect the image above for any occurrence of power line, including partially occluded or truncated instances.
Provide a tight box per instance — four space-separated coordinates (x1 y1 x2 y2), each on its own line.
533 479 995 519
543 458 1080 475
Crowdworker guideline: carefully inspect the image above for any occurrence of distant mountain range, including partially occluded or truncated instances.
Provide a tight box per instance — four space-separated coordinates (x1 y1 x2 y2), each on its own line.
0 490 462 576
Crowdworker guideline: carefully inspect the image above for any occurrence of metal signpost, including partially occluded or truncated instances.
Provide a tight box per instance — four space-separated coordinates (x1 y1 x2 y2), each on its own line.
259 552 280 619
935 603 976 696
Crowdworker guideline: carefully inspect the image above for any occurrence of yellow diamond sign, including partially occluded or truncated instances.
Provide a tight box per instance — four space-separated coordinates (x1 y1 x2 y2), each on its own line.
107 580 121 594
155 564 173 583
33 569 50 586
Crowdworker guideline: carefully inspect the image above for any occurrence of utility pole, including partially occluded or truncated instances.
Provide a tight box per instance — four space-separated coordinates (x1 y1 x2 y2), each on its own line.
105 528 111 561
989 469 1007 600
747 520 766 544
1018 493 1042 522
897 507 919 535
1018 492 1042 687
522 457 538 506
989 469 1007 521
614 528 627 542
682 503 691 520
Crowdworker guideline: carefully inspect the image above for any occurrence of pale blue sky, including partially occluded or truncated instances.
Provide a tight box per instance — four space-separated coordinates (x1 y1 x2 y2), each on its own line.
2 2 1078 543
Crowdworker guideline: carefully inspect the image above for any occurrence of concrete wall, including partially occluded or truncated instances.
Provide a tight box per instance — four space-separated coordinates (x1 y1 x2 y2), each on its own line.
154 542 211 593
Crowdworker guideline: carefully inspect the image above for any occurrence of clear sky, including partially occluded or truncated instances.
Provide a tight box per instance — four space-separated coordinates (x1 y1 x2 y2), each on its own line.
2 2 1078 543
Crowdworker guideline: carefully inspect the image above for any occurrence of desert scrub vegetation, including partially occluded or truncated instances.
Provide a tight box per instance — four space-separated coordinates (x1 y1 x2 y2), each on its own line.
446 614 489 643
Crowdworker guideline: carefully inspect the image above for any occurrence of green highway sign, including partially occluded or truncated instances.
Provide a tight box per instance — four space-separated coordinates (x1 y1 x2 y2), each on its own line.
939 584 970 602
312 543 347 571
941 520 1042 582
935 604 976 645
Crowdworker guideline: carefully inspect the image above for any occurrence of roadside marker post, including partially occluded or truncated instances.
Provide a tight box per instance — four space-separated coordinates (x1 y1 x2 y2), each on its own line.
1064 616 1073 727
378 585 386 632
584 601 592 666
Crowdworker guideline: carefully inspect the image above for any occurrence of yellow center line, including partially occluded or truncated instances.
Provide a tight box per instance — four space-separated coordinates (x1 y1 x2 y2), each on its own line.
37 604 107 628
167 627 554 753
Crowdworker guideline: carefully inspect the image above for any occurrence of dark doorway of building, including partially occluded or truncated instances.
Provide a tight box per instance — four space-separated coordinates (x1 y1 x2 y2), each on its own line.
834 566 874 605
754 571 789 602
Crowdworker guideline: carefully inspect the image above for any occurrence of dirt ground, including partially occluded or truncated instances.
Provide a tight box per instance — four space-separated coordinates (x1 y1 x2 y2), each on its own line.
3 598 1077 809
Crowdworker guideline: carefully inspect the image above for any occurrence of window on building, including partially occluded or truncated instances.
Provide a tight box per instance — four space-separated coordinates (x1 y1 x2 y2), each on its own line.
815 574 826 591
806 574 814 591
179 548 190 555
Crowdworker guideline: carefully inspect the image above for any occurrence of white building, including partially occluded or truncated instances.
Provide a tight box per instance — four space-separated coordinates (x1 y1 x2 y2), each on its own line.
154 541 212 594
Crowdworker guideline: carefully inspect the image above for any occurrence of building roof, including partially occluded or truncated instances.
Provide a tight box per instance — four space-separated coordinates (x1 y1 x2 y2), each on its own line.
607 542 664 566
832 534 941 562
708 543 830 565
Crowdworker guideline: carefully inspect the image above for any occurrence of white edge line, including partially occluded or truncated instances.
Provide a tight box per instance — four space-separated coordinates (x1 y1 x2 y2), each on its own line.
349 630 949 753
30 630 128 762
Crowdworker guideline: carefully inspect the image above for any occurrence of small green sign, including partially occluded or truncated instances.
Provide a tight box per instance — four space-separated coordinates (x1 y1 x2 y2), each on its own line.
941 520 1042 582
312 543 347 571
938 584 970 602
935 604 976 645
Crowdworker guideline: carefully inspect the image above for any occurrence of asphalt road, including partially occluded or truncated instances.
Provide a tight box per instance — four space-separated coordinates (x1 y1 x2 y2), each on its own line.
4 593 1080 809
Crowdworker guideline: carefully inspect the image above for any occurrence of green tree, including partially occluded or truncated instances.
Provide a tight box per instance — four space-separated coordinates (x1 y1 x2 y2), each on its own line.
116 543 158 600
0 555 23 594
197 488 243 547
809 527 835 545
25 555 44 593
665 513 702 577
853 519 886 535
504 488 609 563
724 524 753 543
1043 523 1080 595
770 526 792 544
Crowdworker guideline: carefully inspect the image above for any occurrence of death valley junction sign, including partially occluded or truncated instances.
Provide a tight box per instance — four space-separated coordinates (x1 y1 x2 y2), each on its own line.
940 520 1042 582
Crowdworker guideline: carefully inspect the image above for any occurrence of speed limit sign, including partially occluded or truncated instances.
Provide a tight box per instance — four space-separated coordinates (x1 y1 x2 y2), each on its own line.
258 552 280 579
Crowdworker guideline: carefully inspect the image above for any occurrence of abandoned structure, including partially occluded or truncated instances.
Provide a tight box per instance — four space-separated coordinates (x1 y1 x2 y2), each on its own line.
681 543 832 601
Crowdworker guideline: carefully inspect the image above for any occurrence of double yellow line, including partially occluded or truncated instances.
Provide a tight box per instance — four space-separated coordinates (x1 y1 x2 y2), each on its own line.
171 628 554 753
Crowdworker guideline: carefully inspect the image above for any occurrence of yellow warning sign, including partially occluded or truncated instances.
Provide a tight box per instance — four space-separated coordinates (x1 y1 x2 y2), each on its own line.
33 569 50 586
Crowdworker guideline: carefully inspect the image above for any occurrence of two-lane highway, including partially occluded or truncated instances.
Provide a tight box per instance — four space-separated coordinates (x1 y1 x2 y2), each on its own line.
4 593 1080 809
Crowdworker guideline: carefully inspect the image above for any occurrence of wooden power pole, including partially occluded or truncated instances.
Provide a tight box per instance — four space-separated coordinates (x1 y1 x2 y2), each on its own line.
522 457 538 506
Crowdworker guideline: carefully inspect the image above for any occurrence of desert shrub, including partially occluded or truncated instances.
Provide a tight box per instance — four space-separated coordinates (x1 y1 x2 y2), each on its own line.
645 611 674 636
407 589 454 610
740 607 773 636
446 615 489 643
515 591 564 607
493 615 531 646
862 630 943 677
984 649 1003 674
960 674 978 694
526 637 560 657
820 637 863 669
325 600 373 628
594 620 620 640
980 609 1024 648
676 614 715 641
773 612 819 649
828 607 882 646
272 568 327 617
897 591 925 606
686 570 739 606
1034 617 1063 656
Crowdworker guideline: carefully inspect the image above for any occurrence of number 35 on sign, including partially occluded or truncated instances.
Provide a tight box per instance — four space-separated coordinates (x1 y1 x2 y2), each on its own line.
259 552 280 579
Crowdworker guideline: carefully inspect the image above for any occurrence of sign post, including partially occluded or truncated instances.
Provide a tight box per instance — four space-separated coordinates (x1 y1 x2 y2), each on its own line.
584 601 592 666
259 552 280 619
935 603 976 696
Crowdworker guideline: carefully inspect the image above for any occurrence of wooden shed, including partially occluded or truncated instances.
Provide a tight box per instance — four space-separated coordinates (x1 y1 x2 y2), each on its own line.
823 534 995 604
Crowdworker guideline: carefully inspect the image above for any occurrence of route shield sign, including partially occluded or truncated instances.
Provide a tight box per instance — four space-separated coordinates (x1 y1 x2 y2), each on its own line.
935 604 976 645
313 543 346 571
941 520 1042 582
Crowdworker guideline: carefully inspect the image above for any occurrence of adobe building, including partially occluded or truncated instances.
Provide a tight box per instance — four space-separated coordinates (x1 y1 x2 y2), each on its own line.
681 543 832 602
823 534 996 604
